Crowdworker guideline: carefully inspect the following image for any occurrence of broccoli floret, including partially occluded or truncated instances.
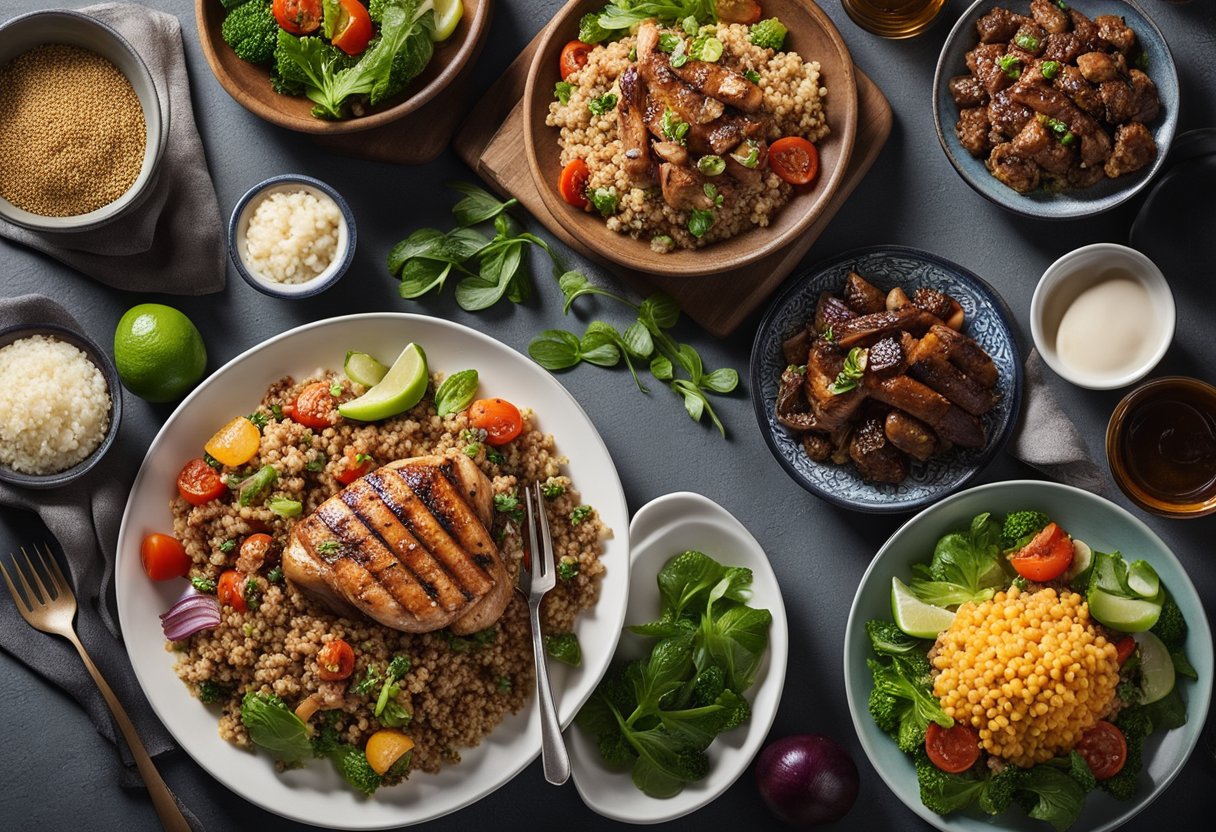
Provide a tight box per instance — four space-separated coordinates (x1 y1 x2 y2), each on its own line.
1150 594 1187 647
368 0 391 23
1065 750 1096 793
221 1 278 65
333 744 382 795
748 18 788 50
197 680 232 705
1100 707 1153 800
867 658 952 754
690 665 726 708
868 686 901 734
387 655 411 680
310 711 344 757
1001 511 1050 547
978 764 1025 815
915 751 985 815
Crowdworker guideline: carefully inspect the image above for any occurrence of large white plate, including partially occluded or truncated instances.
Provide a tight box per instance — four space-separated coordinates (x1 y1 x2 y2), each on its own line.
115 314 631 829
569 492 789 824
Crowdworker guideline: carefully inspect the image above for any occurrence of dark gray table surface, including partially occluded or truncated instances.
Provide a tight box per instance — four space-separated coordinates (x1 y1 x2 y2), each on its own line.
2 0 1214 829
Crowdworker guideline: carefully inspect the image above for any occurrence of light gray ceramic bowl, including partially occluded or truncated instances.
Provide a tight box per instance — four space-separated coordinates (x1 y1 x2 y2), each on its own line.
844 480 1213 832
932 0 1178 219
0 10 167 233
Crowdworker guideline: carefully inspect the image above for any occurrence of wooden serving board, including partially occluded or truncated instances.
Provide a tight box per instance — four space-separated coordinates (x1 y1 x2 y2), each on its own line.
453 30 893 337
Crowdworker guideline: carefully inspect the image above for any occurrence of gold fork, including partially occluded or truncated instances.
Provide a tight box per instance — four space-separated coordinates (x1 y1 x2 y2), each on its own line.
1 543 191 832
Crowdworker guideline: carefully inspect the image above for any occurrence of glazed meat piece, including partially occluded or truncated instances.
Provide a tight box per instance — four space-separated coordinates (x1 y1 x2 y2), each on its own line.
776 365 817 431
930 324 999 388
912 287 964 329
1013 22 1047 56
652 141 689 166
1010 118 1076 177
1076 51 1121 84
988 88 1035 142
618 66 654 187
884 411 942 462
849 411 910 484
867 336 906 377
967 43 1015 95
782 328 810 366
1055 66 1104 117
907 331 998 416
1030 0 1069 33
987 142 1041 193
705 113 767 155
832 307 939 349
670 59 764 112
802 432 833 463
1068 9 1104 52
1095 14 1136 53
1041 32 1084 64
659 163 716 211
949 75 989 108
866 374 985 448
844 271 888 315
958 104 994 156
637 23 725 126
804 340 868 431
1128 70 1160 123
1010 83 1112 167
815 293 856 334
1105 121 1156 178
976 7 1026 43
1099 79 1136 124
284 455 510 635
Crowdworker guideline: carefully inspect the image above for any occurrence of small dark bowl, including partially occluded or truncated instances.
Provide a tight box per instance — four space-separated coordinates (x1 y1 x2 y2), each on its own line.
749 246 1023 514
932 0 1178 219
228 174 356 299
0 324 122 489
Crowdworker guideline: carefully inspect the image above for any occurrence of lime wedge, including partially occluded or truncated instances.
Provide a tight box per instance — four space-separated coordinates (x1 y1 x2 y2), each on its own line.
430 0 463 41
1087 587 1161 632
344 351 389 388
338 343 428 422
891 577 955 639
1127 560 1160 599
1135 631 1176 704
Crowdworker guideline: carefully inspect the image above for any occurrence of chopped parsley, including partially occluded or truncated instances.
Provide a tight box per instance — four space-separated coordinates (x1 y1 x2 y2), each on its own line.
306 458 326 472
496 676 513 693
494 492 524 523
743 69 761 84
998 54 1022 79
486 448 504 465
541 480 565 499
570 505 594 526
587 92 618 116
688 207 714 238
1040 60 1061 80
316 540 341 556
557 556 580 581
658 32 681 52
270 404 283 420
247 411 269 432
1014 31 1040 52
191 575 217 594
703 183 724 207
464 443 482 458
553 80 574 105
267 565 284 584
786 364 807 375
197 680 232 705
660 108 690 145
243 578 262 612
219 539 237 553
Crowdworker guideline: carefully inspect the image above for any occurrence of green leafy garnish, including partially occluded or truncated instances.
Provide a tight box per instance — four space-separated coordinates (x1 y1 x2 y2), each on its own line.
660 108 690 145
688 208 714 238
697 155 725 176
588 92 618 115
545 632 582 666
554 80 574 104
589 186 619 216
434 369 479 416
570 504 594 525
191 575 217 594
240 692 312 763
827 347 868 394
743 69 761 84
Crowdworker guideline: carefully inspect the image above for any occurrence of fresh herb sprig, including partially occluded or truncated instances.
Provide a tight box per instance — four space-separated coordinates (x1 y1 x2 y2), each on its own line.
578 0 717 44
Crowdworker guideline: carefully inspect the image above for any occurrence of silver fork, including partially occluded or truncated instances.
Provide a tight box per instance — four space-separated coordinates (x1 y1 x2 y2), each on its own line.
521 482 571 785
1 543 191 832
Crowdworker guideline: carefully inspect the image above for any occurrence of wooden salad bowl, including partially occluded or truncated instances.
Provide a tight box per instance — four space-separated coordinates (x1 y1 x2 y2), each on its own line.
195 0 492 135
523 0 858 277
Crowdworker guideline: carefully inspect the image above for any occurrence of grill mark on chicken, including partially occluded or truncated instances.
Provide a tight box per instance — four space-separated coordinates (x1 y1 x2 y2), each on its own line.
669 60 764 112
394 462 498 564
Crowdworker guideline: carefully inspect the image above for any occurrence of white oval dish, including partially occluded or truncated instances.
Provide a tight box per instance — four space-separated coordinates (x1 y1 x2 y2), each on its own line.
115 313 629 830
568 491 789 824
1030 243 1175 390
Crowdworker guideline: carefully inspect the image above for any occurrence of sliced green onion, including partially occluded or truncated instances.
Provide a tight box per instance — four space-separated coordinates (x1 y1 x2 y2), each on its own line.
697 155 726 176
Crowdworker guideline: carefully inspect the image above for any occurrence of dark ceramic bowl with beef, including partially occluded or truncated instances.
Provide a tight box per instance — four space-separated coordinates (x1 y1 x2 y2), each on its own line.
933 0 1177 219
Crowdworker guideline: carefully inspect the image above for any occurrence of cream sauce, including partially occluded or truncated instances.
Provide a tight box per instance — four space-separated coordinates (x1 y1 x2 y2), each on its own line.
1055 274 1155 378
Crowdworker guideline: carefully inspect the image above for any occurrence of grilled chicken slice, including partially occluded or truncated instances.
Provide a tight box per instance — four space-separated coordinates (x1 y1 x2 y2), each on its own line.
804 340 867 431
637 22 725 126
618 65 654 187
653 141 690 166
658 162 716 211
284 455 509 634
669 59 764 112
906 330 998 416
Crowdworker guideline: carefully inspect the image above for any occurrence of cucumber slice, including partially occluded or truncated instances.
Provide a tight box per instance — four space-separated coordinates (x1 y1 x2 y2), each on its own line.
344 351 389 387
430 0 463 42
1136 631 1176 704
1088 587 1162 633
1089 550 1126 595
1064 539 1093 583
1127 560 1161 599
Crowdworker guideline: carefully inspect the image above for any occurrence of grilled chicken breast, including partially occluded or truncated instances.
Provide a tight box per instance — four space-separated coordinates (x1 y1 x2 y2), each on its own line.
283 454 511 635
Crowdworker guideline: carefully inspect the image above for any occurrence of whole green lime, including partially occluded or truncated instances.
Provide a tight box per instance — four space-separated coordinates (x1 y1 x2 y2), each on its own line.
113 304 207 402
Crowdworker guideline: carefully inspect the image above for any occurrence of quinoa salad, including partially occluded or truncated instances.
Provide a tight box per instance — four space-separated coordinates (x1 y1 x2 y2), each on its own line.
156 360 608 794
547 8 829 251
865 510 1196 830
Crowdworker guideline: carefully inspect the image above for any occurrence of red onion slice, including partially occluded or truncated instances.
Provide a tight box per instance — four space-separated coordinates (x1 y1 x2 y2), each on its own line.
160 584 221 641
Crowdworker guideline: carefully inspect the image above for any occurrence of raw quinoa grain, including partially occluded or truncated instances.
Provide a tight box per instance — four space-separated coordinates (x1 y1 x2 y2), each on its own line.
0 44 145 217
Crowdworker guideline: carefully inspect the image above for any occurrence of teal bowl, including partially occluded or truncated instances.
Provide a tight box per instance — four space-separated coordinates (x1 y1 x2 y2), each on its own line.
844 480 1212 831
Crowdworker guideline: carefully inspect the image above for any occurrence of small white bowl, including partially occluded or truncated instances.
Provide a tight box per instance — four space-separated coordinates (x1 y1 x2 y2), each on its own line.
0 10 168 233
228 175 355 299
568 492 789 824
1030 243 1174 390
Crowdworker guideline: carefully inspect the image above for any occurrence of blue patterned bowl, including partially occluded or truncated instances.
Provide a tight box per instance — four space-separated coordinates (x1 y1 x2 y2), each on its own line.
932 0 1178 219
749 246 1023 514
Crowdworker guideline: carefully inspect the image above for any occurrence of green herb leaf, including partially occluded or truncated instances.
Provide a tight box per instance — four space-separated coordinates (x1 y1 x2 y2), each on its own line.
700 367 739 394
449 182 517 227
687 208 714 238
743 69 761 84
554 80 574 104
434 369 479 416
650 355 674 381
529 329 583 370
589 186 619 216
241 692 313 763
697 155 725 176
660 108 690 145
588 92 619 115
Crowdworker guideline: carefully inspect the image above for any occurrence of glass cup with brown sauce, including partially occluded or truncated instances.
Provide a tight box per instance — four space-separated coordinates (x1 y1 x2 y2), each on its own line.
1106 377 1216 518
840 0 947 38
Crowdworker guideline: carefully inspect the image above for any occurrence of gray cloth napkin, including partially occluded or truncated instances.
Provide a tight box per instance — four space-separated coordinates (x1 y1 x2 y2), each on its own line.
0 296 203 829
1009 348 1107 493
0 3 225 295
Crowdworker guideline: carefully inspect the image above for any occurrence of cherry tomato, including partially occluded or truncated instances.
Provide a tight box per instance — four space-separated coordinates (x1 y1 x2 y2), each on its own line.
239 533 273 566
925 722 981 774
1115 635 1137 665
217 570 248 613
177 458 227 506
331 0 373 56
273 0 322 35
317 638 356 681
469 398 523 446
335 447 376 485
140 533 191 581
1076 720 1127 780
769 136 820 186
558 159 590 209
559 40 592 80
717 0 763 24
289 382 338 430
1009 522 1075 583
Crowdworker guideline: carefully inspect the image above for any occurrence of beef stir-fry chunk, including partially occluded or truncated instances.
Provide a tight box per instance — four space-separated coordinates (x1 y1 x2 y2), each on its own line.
951 2 1160 193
